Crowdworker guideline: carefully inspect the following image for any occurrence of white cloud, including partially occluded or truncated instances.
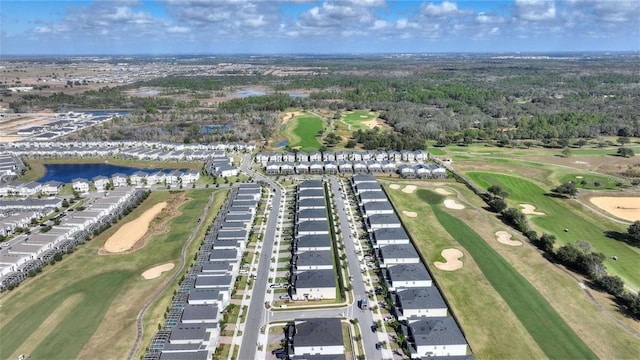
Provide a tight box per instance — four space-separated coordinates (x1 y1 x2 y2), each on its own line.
514 0 557 21
420 1 467 17
476 12 505 24
167 26 190 33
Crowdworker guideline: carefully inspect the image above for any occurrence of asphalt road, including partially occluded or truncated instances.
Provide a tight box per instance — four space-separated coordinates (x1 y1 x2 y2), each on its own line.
238 155 284 360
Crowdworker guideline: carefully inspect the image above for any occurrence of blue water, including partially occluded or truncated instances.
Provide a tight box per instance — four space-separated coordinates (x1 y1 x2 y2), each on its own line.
289 93 309 98
38 163 159 183
276 140 289 148
235 89 267 98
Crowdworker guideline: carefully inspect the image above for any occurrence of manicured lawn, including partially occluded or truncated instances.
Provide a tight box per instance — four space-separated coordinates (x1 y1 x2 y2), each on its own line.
427 147 447 156
418 189 597 360
284 113 324 152
465 172 640 290
0 189 227 359
559 173 623 190
342 110 376 130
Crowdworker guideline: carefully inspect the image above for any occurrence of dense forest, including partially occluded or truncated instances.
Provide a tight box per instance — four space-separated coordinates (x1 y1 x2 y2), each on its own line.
6 55 640 145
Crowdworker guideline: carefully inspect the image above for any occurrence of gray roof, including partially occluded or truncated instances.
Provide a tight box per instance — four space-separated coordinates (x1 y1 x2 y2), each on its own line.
373 228 410 241
355 182 383 192
216 230 247 240
181 304 219 322
168 326 211 342
194 275 233 288
188 289 223 302
159 351 210 360
296 234 331 248
297 180 323 189
423 356 475 360
293 355 346 360
220 221 246 229
363 201 394 212
408 317 467 346
208 249 238 260
294 318 343 347
238 183 261 190
387 263 432 282
201 260 233 272
297 209 327 220
359 191 388 200
297 198 326 208
297 220 329 233
230 199 257 208
224 214 253 222
379 244 419 260
367 213 401 226
396 287 446 310
212 239 242 249
294 269 336 289
351 174 377 184
297 189 325 198
295 250 333 267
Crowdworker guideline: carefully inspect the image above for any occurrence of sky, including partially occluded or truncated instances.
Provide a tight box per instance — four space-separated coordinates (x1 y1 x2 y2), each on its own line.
1 0 639 55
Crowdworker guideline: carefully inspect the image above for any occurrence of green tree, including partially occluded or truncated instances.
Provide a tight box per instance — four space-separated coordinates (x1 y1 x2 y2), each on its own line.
553 181 577 197
538 233 556 253
617 147 634 158
561 147 571 157
487 185 509 198
628 221 640 243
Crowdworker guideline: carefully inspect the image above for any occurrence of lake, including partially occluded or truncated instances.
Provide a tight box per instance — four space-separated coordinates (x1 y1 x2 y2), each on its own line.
38 163 159 183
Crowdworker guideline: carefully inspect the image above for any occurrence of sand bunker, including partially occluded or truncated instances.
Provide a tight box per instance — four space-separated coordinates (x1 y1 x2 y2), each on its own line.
103 202 168 253
434 249 464 271
389 184 401 190
520 204 545 215
360 115 368 118
589 197 640 222
142 263 175 280
495 231 523 246
444 199 465 210
402 210 418 218
434 188 452 195
402 185 417 194
575 176 584 179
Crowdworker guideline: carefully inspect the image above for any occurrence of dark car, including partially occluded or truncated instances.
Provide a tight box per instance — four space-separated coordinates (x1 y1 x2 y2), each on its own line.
371 324 377 332
375 342 382 350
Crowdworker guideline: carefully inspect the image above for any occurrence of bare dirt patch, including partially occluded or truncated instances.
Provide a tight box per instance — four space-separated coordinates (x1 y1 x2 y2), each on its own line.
402 210 418 218
495 231 523 247
444 199 465 210
281 111 303 126
434 248 464 271
101 202 168 253
142 263 175 280
520 203 545 216
402 185 417 193
589 197 640 222
361 118 392 130
434 188 453 195
389 184 401 190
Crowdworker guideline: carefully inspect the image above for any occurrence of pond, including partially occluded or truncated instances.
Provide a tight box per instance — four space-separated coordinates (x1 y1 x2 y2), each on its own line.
38 163 160 183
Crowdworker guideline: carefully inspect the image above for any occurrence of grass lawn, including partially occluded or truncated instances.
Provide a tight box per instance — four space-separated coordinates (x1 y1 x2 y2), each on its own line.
342 110 376 130
465 172 640 290
0 188 227 360
417 189 596 360
282 112 324 152
558 172 622 190
427 147 447 156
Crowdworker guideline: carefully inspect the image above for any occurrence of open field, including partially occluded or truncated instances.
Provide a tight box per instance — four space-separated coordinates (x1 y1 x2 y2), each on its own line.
465 172 640 290
417 188 596 359
384 180 640 359
0 189 227 360
280 112 324 152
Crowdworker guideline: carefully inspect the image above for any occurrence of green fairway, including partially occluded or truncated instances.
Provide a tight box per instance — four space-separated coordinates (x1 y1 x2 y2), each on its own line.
342 110 376 130
427 147 447 156
466 172 640 289
0 189 227 359
284 113 323 151
558 173 623 190
418 189 597 360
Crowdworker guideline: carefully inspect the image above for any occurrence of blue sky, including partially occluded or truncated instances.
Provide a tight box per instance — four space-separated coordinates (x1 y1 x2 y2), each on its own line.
1 0 638 55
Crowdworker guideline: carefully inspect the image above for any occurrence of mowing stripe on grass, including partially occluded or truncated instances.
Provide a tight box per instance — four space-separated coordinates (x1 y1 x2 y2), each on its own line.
290 114 323 151
466 171 640 290
418 189 596 360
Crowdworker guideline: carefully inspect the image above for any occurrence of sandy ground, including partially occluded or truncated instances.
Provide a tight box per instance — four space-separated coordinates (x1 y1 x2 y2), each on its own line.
0 136 24 142
434 188 452 195
434 248 464 271
389 184 401 190
281 111 303 126
102 202 168 253
444 199 465 210
402 210 418 218
495 231 523 246
589 197 640 222
142 263 175 280
402 185 417 193
520 203 545 215
0 113 58 136
360 118 390 130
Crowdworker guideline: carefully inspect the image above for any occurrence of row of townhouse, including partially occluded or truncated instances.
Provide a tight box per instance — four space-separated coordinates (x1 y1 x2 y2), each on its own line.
144 183 262 360
289 180 337 301
204 155 238 178
0 212 38 237
282 318 347 359
71 170 200 194
0 187 144 289
0 180 64 197
256 149 428 165
264 160 447 178
0 198 63 215
118 148 221 162
0 153 25 179
0 140 255 153
351 174 473 359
